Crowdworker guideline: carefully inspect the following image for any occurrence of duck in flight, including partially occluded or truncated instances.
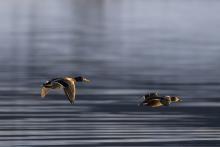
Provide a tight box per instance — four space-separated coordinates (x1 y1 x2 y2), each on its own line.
41 76 90 104
138 92 181 107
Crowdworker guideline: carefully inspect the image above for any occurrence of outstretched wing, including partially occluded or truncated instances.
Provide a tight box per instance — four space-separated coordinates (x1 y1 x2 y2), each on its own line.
41 87 50 98
49 78 76 104
62 78 76 104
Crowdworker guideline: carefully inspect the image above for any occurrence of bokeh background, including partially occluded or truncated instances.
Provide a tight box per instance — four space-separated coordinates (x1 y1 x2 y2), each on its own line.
0 0 220 146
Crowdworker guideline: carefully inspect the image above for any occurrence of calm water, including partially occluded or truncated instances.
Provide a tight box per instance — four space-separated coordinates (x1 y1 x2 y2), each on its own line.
0 0 220 146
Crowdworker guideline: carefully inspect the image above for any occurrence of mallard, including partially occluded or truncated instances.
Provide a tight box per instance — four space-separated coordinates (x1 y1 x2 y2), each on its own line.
41 76 90 104
139 93 181 107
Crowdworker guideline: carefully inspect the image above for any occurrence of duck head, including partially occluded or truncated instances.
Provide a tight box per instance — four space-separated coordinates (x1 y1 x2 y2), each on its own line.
170 96 182 102
74 76 90 83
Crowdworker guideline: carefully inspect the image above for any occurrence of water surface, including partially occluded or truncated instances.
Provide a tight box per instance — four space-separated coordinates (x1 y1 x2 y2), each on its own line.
0 0 220 146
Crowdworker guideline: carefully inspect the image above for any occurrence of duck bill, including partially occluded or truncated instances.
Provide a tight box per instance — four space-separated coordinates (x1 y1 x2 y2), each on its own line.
83 78 91 83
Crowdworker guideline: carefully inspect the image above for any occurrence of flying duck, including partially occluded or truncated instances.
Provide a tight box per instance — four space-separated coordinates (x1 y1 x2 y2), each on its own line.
41 76 90 104
139 93 181 107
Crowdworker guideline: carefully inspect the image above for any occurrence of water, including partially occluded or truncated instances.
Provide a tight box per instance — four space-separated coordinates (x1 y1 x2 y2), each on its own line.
0 0 220 146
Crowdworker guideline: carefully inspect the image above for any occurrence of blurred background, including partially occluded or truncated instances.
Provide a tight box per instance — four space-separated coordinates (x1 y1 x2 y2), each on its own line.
0 0 220 146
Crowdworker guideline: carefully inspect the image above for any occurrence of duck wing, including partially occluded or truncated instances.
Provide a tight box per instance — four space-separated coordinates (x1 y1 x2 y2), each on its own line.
41 87 50 98
40 80 63 98
51 78 76 104
62 78 76 104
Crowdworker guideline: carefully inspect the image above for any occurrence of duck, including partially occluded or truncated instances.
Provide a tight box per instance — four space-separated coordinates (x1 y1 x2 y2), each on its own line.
139 93 181 107
41 76 90 104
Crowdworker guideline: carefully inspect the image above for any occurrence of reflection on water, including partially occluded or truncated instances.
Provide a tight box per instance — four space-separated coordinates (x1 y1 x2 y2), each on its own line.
0 0 220 146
